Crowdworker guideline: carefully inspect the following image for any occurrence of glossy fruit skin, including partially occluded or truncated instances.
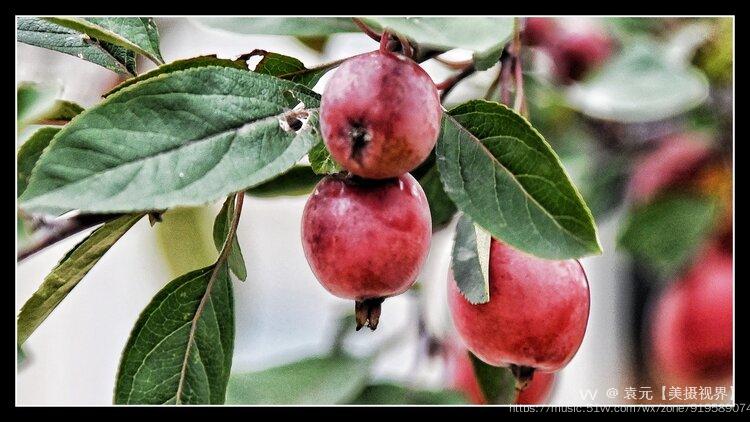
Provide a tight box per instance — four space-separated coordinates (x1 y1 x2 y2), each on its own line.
628 134 713 204
319 51 441 179
650 244 733 383
301 173 431 300
447 343 556 404
516 371 556 404
448 239 590 372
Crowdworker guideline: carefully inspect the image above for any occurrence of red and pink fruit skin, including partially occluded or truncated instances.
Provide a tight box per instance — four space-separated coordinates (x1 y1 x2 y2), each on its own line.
301 173 432 300
448 239 590 372
447 343 556 404
628 134 713 204
319 51 442 179
650 244 733 383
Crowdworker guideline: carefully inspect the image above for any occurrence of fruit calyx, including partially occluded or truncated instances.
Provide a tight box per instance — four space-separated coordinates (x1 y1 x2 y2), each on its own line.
510 364 536 392
355 297 386 331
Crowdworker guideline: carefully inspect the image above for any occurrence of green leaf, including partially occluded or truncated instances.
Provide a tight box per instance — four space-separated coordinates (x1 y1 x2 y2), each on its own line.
296 36 328 52
351 383 468 404
20 67 322 215
468 352 516 404
566 38 709 123
226 354 371 404
362 17 514 65
105 55 249 97
246 165 321 197
17 82 58 130
17 345 26 366
17 126 60 196
17 213 143 345
114 264 234 404
436 100 601 259
17 17 136 75
40 100 85 122
47 17 164 64
451 214 491 304
155 207 218 278
418 165 457 228
252 50 327 88
308 141 342 175
193 17 358 37
213 197 247 281
618 193 718 279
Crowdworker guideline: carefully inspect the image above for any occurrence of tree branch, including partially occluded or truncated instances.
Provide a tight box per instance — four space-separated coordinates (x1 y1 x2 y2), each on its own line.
17 213 122 262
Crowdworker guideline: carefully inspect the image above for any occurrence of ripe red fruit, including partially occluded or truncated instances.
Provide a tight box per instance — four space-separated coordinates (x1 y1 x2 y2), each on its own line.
319 51 442 179
446 343 556 404
551 29 612 82
650 244 733 383
448 239 590 375
628 134 713 204
301 173 431 329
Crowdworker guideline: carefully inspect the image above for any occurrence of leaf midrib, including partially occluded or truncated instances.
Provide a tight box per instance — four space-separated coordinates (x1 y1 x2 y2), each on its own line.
444 112 595 251
24 110 315 205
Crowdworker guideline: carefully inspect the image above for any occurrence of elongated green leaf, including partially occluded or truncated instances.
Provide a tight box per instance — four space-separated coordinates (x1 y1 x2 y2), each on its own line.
17 213 143 345
246 165 321 197
351 383 467 404
40 100 85 122
253 51 327 88
17 17 136 75
213 197 246 281
18 127 60 196
362 17 514 67
566 38 709 123
618 194 718 279
436 100 601 259
418 165 457 228
451 214 491 304
308 141 341 175
20 67 322 215
17 82 58 130
114 264 234 404
226 354 371 404
47 17 163 64
468 352 516 404
105 55 249 97
193 17 358 37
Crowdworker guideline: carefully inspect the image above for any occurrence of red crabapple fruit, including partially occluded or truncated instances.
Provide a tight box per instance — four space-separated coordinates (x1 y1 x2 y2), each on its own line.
301 173 432 330
319 51 442 179
448 239 590 380
650 243 733 383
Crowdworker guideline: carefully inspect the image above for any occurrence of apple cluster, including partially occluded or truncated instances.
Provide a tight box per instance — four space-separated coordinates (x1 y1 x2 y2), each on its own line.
301 47 441 330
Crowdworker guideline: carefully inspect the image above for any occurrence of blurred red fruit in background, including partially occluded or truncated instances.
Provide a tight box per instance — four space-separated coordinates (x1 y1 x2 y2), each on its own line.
650 243 733 383
628 134 713 204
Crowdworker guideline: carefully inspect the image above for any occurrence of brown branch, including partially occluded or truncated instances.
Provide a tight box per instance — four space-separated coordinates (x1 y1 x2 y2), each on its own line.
352 18 381 42
437 64 477 102
499 48 514 105
17 213 122 262
511 18 528 117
